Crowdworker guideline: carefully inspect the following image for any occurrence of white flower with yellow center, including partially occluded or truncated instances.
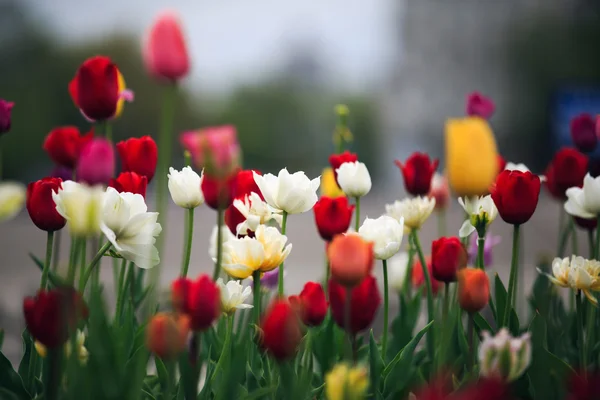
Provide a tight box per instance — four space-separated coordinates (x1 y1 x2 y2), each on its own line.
565 173 600 219
539 255 600 305
0 181 25 223
35 330 89 365
385 196 435 231
233 192 282 235
216 278 253 315
221 225 292 279
458 195 498 238
253 169 320 214
52 180 104 237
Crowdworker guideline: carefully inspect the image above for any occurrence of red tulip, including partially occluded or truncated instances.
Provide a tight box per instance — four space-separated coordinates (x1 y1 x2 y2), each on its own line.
224 169 264 236
143 11 190 81
394 152 439 196
328 275 380 334
431 237 467 282
313 197 355 241
575 217 597 231
497 155 507 173
260 299 302 360
459 378 513 400
294 282 328 327
457 268 489 313
202 171 239 210
329 151 358 184
76 138 115 185
466 92 495 119
544 147 588 200
116 136 158 182
23 287 88 348
26 177 66 232
43 126 94 169
571 113 598 153
328 234 374 287
180 125 241 178
146 313 190 360
491 170 541 225
567 372 600 400
412 256 441 296
0 99 14 134
109 172 148 197
170 275 220 331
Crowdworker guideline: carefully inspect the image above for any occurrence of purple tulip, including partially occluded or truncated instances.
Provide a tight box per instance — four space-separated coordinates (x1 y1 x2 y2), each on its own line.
466 92 495 119
76 138 115 185
0 99 14 134
51 166 74 181
260 268 280 290
468 232 501 267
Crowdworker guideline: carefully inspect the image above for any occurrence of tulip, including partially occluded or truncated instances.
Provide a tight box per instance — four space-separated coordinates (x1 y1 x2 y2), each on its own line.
313 197 355 241
497 155 507 173
457 268 490 313
35 330 88 365
146 313 190 360
171 274 221 331
445 117 499 197
208 223 235 262
321 167 345 198
23 287 88 348
491 170 541 225
336 161 372 198
232 169 263 199
294 282 328 327
385 196 436 231
228 192 282 236
260 299 302 360
428 173 450 210
260 268 281 290
544 148 588 200
180 125 241 178
466 91 495 119
328 275 380 333
52 181 104 237
0 182 26 223
328 234 374 287
43 126 94 169
358 215 404 260
76 138 115 185
540 256 600 306
571 113 598 153
431 237 467 282
458 195 498 238
565 174 600 219
69 56 132 121
458 378 512 400
574 216 597 231
109 172 148 198
387 252 409 292
51 166 74 181
479 328 531 382
116 136 158 182
412 256 441 296
0 99 14 134
325 363 369 400
468 232 501 266
329 151 358 185
253 168 320 214
101 187 162 269
167 166 204 209
216 278 253 315
567 372 600 400
143 11 190 81
26 177 66 232
201 171 239 210
394 152 439 196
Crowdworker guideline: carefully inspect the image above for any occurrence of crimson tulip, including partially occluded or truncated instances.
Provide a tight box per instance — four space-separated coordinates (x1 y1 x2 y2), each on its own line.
143 11 190 81
491 170 541 225
260 299 302 360
457 268 489 313
328 234 374 287
412 256 442 296
431 237 467 282
0 99 14 134
497 155 507 174
394 152 439 196
570 113 597 153
466 92 495 119
202 171 239 210
26 177 66 232
328 275 380 334
294 282 328 327
109 172 148 197
43 126 93 169
313 196 354 241
544 147 588 200
224 169 264 236
329 151 358 184
76 138 115 185
170 274 221 331
116 136 158 182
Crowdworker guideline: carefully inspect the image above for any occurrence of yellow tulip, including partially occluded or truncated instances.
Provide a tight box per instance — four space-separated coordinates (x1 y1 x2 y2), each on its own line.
445 117 499 197
321 167 345 198
325 363 369 400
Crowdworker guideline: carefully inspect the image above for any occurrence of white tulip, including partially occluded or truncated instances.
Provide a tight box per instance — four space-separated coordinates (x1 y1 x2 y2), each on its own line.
0 181 26 223
565 173 600 219
479 329 531 382
253 169 320 214
387 252 409 292
101 187 162 269
458 195 498 238
233 192 283 235
167 167 204 209
216 278 253 315
336 161 371 198
52 181 104 237
539 255 600 306
386 196 435 230
505 162 546 182
358 215 404 260
209 223 236 262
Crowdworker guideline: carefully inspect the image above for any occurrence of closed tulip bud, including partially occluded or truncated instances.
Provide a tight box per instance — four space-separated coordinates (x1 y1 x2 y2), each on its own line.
394 152 439 196
180 125 241 178
431 237 467 282
201 171 239 210
428 173 450 210
457 268 490 313
109 172 148 198
0 99 14 134
168 167 204 209
336 162 372 198
143 11 190 81
491 170 541 225
0 182 26 223
466 91 495 119
328 276 380 334
76 138 115 185
27 177 66 232
358 216 404 260
321 167 345 198
170 275 220 331
325 363 369 400
412 256 442 296
329 151 358 185
146 313 190 359
260 299 302 361
313 197 355 241
479 329 531 382
116 136 158 182
544 148 588 200
571 113 598 153
295 282 328 327
43 126 94 169
328 234 374 287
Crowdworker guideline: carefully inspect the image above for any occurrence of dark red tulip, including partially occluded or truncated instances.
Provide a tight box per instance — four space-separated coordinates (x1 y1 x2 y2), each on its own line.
43 126 94 169
431 237 467 282
544 147 588 200
116 136 158 182
328 275 380 334
466 92 495 119
567 372 600 400
313 196 354 241
329 151 358 184
459 378 513 400
294 282 328 327
571 113 598 153
0 99 14 134
109 172 148 197
170 275 220 331
491 170 541 225
201 170 239 210
260 299 302 360
26 177 66 232
412 256 442 296
394 152 439 196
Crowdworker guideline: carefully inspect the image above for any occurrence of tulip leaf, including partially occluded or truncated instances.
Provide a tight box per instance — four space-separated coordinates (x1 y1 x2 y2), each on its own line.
472 312 494 335
0 350 30 400
245 386 277 400
29 252 66 287
368 330 384 394
154 357 169 395
455 311 470 366
494 274 507 327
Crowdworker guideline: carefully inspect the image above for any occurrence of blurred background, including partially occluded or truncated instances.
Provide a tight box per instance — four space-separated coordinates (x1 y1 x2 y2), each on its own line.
2 0 600 361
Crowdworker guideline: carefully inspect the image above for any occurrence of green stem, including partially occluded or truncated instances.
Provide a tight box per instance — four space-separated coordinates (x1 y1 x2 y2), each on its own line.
442 282 450 326
211 315 233 385
42 348 62 400
67 237 81 285
165 359 176 399
40 231 54 289
115 259 127 322
104 122 112 142
477 237 485 269
78 242 112 291
382 259 389 358
403 236 415 297
585 297 595 370
324 256 330 298
437 210 446 238
354 197 360 232
79 239 88 288
467 313 475 373
52 230 61 271
503 224 520 328
278 211 288 297
558 217 572 258
212 207 224 281
253 271 261 325
576 291 587 372
411 230 435 369
180 207 195 278
345 287 353 362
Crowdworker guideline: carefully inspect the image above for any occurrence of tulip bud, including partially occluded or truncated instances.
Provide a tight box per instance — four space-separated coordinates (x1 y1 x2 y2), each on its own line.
544 147 588 200
201 171 239 210
479 328 531 382
0 99 14 134
431 237 467 282
328 234 374 287
27 177 66 232
170 275 221 331
412 256 442 296
321 167 345 198
260 299 302 360
457 268 490 313
313 197 355 242
325 363 369 400
570 113 598 153
43 126 93 169
168 166 204 209
147 313 190 359
336 162 372 198
328 276 380 334
428 173 450 210
143 11 190 81
116 136 158 182
76 138 115 185
329 151 358 186
295 282 328 327
466 91 495 119
0 182 26 223
394 152 439 196
180 125 241 178
109 172 148 198
491 170 541 225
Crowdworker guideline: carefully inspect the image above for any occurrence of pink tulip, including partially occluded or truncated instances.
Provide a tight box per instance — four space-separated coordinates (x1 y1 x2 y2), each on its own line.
466 91 495 119
180 125 241 177
143 11 190 81
76 138 115 185
0 99 14 134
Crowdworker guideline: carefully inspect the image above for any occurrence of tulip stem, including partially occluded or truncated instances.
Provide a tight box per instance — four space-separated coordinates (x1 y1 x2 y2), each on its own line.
115 258 127 322
503 224 520 328
411 230 435 371
43 348 62 400
79 241 112 291
442 282 449 327
558 217 572 258
253 270 261 325
477 236 485 269
344 287 353 362
212 207 224 281
576 291 587 373
382 259 389 358
40 231 55 290
180 208 195 278
52 230 61 271
402 236 415 297
67 237 81 285
277 211 288 297
354 197 360 232
467 313 475 374
589 230 595 260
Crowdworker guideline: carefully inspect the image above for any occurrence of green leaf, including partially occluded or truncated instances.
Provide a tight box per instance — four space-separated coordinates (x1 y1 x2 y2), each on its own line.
155 357 169 394
494 274 507 327
0 351 30 399
455 311 469 365
29 252 65 287
17 330 32 391
245 386 277 400
368 330 384 395
472 313 494 335
0 388 20 400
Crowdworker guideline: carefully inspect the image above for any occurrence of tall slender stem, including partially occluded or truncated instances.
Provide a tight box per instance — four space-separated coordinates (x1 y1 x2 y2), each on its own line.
477 237 485 269
43 348 62 400
354 197 360 232
252 271 261 325
442 282 450 326
576 291 587 372
104 122 112 142
277 211 288 297
403 236 415 297
382 259 389 358
52 230 61 271
571 218 579 255
345 287 353 361
79 242 112 291
180 208 195 278
503 224 520 328
80 239 88 287
40 231 55 289
558 218 573 258
212 208 224 281
115 259 127 321
467 313 475 373
67 238 81 285
589 230 595 260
